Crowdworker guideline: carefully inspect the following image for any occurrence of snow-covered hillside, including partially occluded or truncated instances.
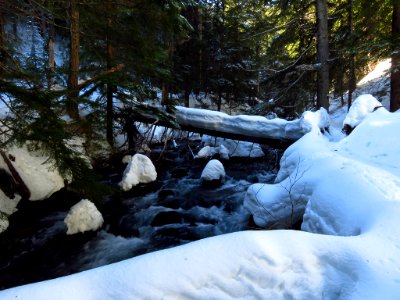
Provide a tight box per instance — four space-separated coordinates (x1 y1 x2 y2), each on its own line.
1 61 399 299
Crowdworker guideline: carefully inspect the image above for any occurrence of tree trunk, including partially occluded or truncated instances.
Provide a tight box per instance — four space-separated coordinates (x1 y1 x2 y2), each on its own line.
184 86 190 107
347 0 356 110
198 6 203 90
67 0 80 120
48 17 55 89
0 2 5 77
390 1 400 112
316 0 330 111
106 2 114 146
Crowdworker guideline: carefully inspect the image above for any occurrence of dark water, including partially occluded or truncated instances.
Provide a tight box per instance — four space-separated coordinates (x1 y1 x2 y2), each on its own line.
0 141 281 290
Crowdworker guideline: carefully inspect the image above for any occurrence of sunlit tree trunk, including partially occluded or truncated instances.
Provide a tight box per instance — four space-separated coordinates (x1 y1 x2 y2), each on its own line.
390 1 400 112
316 0 329 111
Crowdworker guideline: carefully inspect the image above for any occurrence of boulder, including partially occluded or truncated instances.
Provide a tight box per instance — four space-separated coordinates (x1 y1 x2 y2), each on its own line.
64 199 104 235
200 159 225 188
119 154 157 191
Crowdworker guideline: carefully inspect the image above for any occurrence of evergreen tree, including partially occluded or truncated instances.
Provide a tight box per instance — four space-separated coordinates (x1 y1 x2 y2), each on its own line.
390 0 400 112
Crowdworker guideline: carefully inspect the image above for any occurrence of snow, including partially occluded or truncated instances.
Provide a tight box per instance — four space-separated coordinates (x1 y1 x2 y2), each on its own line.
343 94 384 129
176 106 326 141
119 154 157 191
195 145 217 159
199 136 265 159
2 62 400 298
0 144 65 217
64 199 104 235
4 99 400 299
0 212 9 234
200 159 225 182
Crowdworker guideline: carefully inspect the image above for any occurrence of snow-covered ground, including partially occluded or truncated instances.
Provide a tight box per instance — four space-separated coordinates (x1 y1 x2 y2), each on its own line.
1 62 399 299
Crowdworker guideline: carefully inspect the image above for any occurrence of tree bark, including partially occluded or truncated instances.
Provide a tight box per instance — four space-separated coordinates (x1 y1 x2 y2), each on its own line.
390 1 400 112
347 0 356 111
0 2 5 77
67 0 80 120
316 0 330 111
106 2 114 146
48 16 55 89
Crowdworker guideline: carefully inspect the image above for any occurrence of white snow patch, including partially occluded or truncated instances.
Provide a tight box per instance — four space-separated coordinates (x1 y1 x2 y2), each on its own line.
176 106 326 141
0 212 9 234
64 199 104 235
195 146 218 159
200 159 225 182
0 145 65 201
343 94 384 129
119 154 157 191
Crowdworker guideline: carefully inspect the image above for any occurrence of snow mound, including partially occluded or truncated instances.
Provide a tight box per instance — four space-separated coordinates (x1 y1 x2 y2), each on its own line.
343 94 384 129
200 159 225 182
64 199 104 235
119 154 157 191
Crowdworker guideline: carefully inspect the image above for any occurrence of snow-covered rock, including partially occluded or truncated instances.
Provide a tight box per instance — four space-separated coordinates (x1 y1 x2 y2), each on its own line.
119 154 157 191
343 94 385 131
200 159 225 188
201 136 265 158
218 144 230 160
0 212 9 234
64 199 104 235
195 146 217 159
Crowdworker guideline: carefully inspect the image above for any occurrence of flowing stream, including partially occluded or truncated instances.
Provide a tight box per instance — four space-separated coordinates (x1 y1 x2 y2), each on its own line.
0 141 281 290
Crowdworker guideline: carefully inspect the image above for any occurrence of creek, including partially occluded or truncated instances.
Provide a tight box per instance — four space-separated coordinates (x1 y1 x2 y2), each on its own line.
0 140 282 290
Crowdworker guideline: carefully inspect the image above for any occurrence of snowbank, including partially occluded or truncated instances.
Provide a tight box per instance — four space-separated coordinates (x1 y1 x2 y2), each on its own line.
119 154 157 191
64 199 104 235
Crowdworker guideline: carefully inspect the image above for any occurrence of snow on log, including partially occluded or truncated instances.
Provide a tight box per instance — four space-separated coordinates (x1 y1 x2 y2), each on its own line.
64 199 104 235
176 106 327 142
119 154 157 191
